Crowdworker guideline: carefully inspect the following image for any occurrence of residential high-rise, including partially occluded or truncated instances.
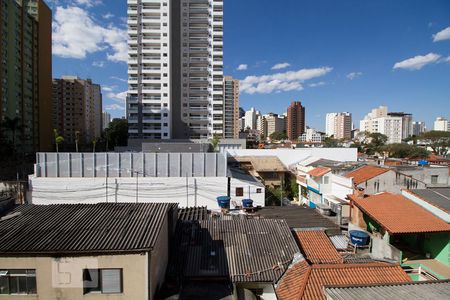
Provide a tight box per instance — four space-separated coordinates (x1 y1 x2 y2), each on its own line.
434 117 449 132
223 76 239 138
244 107 258 130
127 0 224 140
412 121 426 136
287 101 305 141
103 112 111 131
325 112 352 140
52 77 103 144
388 112 413 139
0 0 52 152
360 106 407 144
265 113 286 138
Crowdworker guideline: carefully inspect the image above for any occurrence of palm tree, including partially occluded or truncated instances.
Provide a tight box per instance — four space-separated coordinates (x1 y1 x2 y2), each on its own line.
53 129 64 153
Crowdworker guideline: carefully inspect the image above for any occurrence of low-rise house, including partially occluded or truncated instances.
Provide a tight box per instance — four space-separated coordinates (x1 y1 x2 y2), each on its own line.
230 156 288 188
345 165 426 194
349 192 450 279
0 203 177 299
402 188 450 223
390 165 449 187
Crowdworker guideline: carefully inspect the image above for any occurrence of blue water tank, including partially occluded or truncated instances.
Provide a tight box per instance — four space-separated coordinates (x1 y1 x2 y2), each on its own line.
217 196 230 209
418 160 428 166
349 230 370 246
242 199 253 208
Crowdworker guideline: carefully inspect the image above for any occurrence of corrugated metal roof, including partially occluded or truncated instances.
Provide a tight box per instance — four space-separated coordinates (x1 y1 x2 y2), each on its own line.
173 219 299 283
408 188 450 213
178 206 209 221
351 192 450 234
324 280 450 300
329 235 349 250
0 203 176 254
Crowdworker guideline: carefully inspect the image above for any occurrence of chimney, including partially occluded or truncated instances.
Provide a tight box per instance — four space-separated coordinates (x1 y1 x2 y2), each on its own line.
352 187 365 199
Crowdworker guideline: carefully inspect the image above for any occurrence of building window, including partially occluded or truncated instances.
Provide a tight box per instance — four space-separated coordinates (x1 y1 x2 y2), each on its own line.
236 187 244 197
322 176 329 184
431 175 438 184
256 188 262 194
0 269 37 295
83 269 122 294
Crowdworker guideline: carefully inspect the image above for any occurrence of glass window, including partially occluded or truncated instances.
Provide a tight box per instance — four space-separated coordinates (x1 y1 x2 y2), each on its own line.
83 269 122 294
431 175 438 184
0 269 36 295
236 187 244 197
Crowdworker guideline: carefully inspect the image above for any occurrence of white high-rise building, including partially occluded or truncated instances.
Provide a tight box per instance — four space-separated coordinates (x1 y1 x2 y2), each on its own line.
325 112 352 139
102 112 111 131
126 0 224 140
244 107 257 130
360 106 405 144
434 117 449 132
412 121 426 136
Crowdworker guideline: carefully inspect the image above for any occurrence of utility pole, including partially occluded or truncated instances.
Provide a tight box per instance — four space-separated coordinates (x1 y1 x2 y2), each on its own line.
135 171 139 203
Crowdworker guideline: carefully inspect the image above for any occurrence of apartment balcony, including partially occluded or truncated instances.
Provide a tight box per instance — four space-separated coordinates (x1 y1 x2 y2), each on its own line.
128 118 138 124
143 118 162 123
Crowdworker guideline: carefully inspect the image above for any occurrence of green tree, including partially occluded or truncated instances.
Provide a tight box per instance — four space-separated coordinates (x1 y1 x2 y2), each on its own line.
322 136 339 147
106 119 128 150
209 134 221 151
269 131 288 141
365 132 388 155
418 131 450 156
53 129 64 153
383 143 428 159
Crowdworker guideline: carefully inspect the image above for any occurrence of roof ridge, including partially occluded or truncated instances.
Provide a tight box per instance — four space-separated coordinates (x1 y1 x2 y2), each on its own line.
311 262 396 269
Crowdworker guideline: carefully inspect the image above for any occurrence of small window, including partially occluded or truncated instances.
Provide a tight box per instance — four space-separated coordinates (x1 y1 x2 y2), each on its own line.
236 187 244 197
83 269 122 294
0 269 37 295
256 188 262 194
322 176 329 184
431 175 438 184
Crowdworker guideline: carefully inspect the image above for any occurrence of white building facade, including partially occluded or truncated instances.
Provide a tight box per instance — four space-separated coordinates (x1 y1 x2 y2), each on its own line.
434 117 449 132
325 112 352 139
360 106 406 144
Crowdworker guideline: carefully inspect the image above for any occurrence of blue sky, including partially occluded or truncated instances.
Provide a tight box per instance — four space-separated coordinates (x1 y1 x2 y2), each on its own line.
48 0 450 131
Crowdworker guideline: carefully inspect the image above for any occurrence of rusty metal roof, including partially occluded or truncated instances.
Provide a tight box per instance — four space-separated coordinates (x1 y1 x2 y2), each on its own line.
0 203 177 255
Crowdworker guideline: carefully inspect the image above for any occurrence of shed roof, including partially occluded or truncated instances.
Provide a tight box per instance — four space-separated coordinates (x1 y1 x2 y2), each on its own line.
276 262 411 300
175 219 299 283
294 230 343 264
345 165 390 185
0 203 176 255
324 280 450 300
350 192 450 234
406 188 450 214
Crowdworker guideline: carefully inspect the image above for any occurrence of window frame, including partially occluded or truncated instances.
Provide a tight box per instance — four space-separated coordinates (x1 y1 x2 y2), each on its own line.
235 187 244 197
82 268 123 295
0 269 37 295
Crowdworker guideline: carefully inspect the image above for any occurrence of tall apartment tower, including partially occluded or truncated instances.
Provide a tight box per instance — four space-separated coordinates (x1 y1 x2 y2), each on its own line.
360 106 408 144
223 76 239 138
52 77 103 144
127 0 224 140
287 101 305 141
325 112 352 139
0 0 52 152
388 112 413 139
412 121 426 136
102 112 112 131
434 117 449 132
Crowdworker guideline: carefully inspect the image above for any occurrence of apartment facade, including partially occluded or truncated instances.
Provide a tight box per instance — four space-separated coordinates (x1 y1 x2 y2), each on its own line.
287 101 305 141
102 111 111 131
325 112 352 139
434 117 449 132
0 0 52 152
52 77 103 144
412 121 426 136
388 112 412 139
223 76 239 138
127 0 224 140
360 106 407 144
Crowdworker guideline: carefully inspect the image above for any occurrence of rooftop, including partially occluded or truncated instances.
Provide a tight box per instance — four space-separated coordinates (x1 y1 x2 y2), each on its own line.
406 188 450 213
0 203 176 255
294 229 343 264
324 280 450 300
307 167 331 178
276 261 411 300
171 219 299 283
345 165 390 185
230 156 288 172
350 192 450 234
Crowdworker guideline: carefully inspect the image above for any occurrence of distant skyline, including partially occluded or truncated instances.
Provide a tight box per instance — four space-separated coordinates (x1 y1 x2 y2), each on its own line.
48 0 450 131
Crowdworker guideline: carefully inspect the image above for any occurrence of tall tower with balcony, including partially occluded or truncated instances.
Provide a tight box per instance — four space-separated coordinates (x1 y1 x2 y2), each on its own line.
127 0 224 140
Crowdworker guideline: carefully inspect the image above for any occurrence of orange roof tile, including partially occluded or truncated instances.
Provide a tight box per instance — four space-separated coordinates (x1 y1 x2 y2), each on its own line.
351 192 450 234
276 262 411 300
345 165 390 185
307 167 331 178
295 230 343 264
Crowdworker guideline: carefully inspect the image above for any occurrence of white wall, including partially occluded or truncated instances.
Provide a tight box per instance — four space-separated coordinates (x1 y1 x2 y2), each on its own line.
29 176 265 210
227 148 357 167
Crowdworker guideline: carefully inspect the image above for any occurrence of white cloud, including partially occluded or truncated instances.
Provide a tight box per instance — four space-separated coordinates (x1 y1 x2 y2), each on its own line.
393 53 441 70
92 61 105 67
110 76 127 83
236 64 248 71
271 62 290 70
444 56 450 62
432 26 450 42
105 90 128 103
102 12 114 19
346 71 363 80
73 0 102 7
240 67 332 94
52 6 127 62
309 81 325 87
105 104 125 111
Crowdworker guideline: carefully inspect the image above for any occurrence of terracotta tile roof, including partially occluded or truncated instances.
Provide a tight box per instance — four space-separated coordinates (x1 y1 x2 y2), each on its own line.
345 165 390 185
295 230 343 264
276 262 411 300
351 192 450 234
307 167 331 178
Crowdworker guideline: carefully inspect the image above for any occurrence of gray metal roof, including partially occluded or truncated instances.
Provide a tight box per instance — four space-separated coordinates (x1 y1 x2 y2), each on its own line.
0 203 176 255
409 188 450 213
178 206 209 221
174 219 299 283
324 281 450 300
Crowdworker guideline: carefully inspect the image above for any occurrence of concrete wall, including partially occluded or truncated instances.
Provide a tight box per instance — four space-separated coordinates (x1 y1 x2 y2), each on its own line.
0 254 147 300
397 166 449 187
35 152 227 178
371 235 402 263
358 170 426 195
227 148 358 167
149 211 169 300
29 176 265 210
